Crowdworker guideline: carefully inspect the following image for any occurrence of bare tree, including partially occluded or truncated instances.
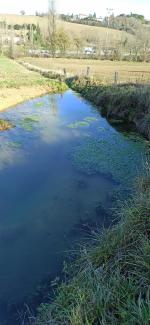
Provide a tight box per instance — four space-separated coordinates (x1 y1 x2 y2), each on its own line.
48 0 57 57
8 25 15 58
0 21 6 55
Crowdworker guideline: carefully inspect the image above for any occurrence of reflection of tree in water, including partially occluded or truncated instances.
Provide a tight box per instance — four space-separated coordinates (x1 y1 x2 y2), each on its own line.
49 95 58 116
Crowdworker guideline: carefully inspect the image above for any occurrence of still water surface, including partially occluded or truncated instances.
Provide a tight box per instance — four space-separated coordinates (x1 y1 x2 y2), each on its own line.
0 90 149 323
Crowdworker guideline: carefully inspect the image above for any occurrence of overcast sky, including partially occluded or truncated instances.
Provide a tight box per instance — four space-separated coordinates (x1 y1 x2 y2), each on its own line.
0 0 150 19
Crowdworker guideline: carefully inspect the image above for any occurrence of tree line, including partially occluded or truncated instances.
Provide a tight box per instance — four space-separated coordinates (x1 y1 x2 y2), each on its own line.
0 1 150 62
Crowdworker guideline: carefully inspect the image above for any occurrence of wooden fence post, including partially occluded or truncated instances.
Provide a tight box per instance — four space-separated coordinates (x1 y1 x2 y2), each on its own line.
64 68 67 77
86 66 90 78
114 71 119 84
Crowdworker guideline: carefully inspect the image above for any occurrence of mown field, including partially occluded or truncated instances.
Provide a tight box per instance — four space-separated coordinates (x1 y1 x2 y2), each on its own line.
22 57 150 84
0 56 52 88
0 57 66 111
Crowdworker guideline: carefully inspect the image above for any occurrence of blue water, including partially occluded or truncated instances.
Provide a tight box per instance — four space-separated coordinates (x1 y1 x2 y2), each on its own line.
0 90 149 323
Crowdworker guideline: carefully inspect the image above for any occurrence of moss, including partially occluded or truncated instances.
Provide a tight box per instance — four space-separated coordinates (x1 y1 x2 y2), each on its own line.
0 119 14 131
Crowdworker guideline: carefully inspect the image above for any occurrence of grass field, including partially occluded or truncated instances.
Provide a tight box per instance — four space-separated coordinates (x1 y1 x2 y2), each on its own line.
0 57 66 111
22 57 150 84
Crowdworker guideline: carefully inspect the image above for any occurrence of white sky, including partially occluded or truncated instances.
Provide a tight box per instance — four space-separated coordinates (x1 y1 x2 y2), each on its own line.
0 0 150 19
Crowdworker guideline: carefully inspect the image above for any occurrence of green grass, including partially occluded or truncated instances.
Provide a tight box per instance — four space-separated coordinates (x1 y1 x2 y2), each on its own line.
0 57 68 111
0 57 47 88
35 168 150 325
0 57 68 89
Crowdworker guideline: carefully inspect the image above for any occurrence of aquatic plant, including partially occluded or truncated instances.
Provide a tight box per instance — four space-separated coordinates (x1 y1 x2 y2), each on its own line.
34 102 44 108
67 120 90 129
6 141 22 148
20 116 39 132
0 119 14 131
67 116 97 129
71 134 148 187
84 116 98 123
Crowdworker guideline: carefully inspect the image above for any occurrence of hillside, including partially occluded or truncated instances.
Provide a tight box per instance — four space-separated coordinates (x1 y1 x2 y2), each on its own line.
0 14 135 47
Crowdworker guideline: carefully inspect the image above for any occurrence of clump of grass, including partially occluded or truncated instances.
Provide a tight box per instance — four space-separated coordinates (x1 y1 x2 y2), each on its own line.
35 167 150 325
0 119 14 131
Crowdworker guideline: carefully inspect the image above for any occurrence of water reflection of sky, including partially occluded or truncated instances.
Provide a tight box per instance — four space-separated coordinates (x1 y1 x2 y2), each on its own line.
0 90 149 324
0 91 94 169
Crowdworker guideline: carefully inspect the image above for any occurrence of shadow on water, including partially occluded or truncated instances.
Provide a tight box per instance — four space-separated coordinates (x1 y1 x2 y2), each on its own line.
0 90 149 324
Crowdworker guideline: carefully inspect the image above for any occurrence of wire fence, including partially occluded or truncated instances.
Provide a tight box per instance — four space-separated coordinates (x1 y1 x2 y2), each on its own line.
80 68 150 85
20 60 150 85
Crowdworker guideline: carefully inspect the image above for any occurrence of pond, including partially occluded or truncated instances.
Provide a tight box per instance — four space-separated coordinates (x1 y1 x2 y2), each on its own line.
0 90 149 324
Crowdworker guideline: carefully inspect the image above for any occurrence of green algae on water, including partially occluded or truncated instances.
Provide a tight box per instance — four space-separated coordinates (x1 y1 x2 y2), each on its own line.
34 102 44 108
71 135 148 187
67 121 90 129
6 141 22 149
20 116 39 132
67 116 98 129
84 117 98 123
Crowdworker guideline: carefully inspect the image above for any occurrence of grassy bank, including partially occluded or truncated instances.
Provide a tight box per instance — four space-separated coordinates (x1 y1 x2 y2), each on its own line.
35 168 150 325
67 77 150 140
0 57 67 111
